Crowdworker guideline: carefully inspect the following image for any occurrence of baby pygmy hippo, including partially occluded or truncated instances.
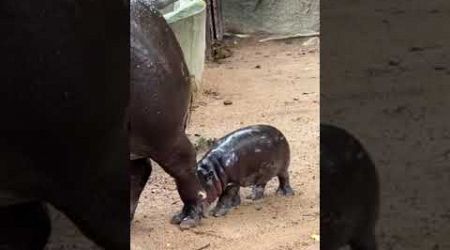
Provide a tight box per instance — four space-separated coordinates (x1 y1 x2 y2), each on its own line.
196 124 294 217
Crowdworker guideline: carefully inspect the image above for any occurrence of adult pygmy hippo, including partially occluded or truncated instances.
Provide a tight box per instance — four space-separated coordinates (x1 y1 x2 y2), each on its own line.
320 124 380 250
130 0 207 229
196 125 294 217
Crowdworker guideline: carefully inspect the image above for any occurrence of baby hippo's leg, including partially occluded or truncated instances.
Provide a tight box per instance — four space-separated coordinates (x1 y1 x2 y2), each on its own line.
276 170 295 196
210 184 241 217
247 184 266 200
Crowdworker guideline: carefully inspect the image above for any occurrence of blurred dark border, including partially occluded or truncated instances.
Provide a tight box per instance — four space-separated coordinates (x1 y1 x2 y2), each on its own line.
321 0 450 249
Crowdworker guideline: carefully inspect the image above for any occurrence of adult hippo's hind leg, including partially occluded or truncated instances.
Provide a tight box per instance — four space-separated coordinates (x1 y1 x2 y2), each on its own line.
149 132 206 229
210 184 241 217
130 158 152 220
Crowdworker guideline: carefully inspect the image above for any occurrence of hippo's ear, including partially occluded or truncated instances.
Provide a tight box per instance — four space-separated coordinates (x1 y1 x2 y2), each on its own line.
197 166 209 177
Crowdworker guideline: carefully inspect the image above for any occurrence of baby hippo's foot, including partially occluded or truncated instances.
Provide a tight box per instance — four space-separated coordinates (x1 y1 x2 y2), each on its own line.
246 184 266 200
276 184 295 196
210 194 241 217
210 184 241 217
276 173 295 196
170 204 203 230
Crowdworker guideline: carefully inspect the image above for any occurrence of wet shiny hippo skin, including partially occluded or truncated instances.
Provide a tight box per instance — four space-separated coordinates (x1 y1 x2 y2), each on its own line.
129 0 207 229
0 202 50 249
0 1 129 249
320 124 380 250
196 125 294 217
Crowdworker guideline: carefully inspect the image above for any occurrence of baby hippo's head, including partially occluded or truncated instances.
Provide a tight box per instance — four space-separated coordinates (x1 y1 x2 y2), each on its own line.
197 159 223 204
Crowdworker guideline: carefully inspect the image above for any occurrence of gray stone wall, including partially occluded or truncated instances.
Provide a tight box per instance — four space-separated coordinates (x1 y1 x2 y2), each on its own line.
223 0 319 36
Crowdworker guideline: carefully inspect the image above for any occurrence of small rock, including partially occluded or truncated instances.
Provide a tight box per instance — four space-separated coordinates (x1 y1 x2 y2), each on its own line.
388 58 400 66
223 100 233 105
293 97 299 101
409 46 424 52
434 65 446 71
255 205 262 211
255 65 261 69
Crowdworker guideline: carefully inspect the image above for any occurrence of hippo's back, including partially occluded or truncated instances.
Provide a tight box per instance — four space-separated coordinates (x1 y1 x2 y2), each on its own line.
130 0 193 157
212 125 290 186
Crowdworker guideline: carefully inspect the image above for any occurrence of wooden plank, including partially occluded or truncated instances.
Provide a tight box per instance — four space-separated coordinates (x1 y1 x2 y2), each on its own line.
205 0 214 60
205 0 225 59
212 0 224 41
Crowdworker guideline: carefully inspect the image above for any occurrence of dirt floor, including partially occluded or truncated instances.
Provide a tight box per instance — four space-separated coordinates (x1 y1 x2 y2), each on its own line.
130 37 320 250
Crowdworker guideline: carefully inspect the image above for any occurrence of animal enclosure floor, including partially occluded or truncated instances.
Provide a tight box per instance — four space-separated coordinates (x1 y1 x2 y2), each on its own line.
131 37 320 250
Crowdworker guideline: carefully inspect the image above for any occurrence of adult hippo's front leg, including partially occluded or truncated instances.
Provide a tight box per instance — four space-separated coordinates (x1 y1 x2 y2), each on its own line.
146 133 205 228
129 132 206 229
130 0 206 229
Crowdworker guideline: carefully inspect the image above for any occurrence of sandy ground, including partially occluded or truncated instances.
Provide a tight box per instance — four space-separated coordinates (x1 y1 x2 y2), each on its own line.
131 37 320 250
322 1 450 249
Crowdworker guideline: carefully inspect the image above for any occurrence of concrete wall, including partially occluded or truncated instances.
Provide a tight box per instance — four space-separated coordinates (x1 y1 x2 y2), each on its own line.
223 0 319 36
164 0 206 92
